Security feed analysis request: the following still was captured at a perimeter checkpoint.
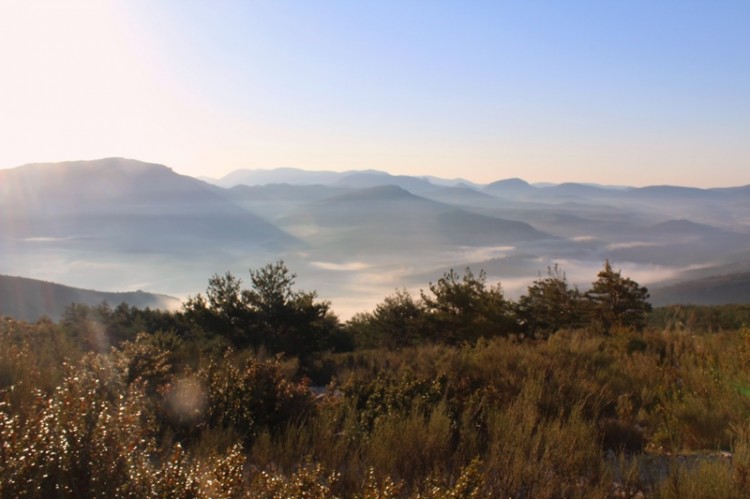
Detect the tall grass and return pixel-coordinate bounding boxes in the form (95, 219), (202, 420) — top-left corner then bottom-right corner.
(3, 316), (750, 496)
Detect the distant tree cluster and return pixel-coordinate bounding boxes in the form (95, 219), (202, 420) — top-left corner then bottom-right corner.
(59, 301), (187, 352)
(349, 260), (652, 349)
(182, 261), (346, 365)
(33, 259), (653, 361)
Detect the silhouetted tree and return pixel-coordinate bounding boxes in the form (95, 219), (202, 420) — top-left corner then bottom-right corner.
(586, 260), (652, 333)
(420, 268), (516, 343)
(183, 272), (253, 347)
(183, 261), (340, 361)
(347, 289), (425, 349)
(516, 264), (586, 337)
(247, 261), (339, 361)
(61, 302), (114, 352)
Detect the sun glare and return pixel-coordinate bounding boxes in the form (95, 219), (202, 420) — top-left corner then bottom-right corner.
(0, 1), (205, 170)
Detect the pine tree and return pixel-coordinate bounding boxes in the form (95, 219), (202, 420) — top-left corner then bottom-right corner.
(516, 264), (585, 336)
(586, 260), (652, 333)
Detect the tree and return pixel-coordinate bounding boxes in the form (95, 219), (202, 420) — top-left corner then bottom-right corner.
(243, 261), (298, 314)
(586, 260), (652, 333)
(183, 261), (340, 361)
(516, 264), (585, 337)
(347, 289), (425, 349)
(183, 272), (252, 348)
(420, 268), (516, 343)
(244, 261), (340, 360)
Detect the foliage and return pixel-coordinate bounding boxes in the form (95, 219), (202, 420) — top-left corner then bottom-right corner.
(183, 272), (249, 344)
(57, 301), (194, 359)
(347, 289), (426, 349)
(6, 261), (750, 496)
(247, 261), (342, 361)
(351, 261), (655, 346)
(586, 260), (653, 333)
(420, 267), (516, 343)
(113, 331), (176, 387)
(183, 261), (341, 363)
(515, 264), (586, 336)
(195, 353), (314, 446)
(4, 312), (750, 496)
(649, 304), (750, 332)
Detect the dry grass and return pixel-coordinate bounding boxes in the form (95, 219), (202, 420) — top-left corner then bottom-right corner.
(3, 315), (750, 496)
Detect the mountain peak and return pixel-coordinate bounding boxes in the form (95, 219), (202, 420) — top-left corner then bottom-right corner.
(334, 172), (434, 192)
(488, 178), (531, 188)
(324, 184), (419, 203)
(483, 177), (535, 195)
(12, 157), (172, 174)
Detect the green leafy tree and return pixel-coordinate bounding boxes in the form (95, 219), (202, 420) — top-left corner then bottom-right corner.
(243, 261), (339, 361)
(183, 272), (253, 348)
(420, 268), (516, 343)
(347, 289), (425, 349)
(515, 264), (585, 337)
(183, 261), (340, 361)
(586, 260), (652, 333)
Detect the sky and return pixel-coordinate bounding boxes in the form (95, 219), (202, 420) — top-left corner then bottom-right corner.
(0, 1), (748, 187)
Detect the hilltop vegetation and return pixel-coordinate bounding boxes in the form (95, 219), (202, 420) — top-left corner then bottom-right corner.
(3, 261), (750, 497)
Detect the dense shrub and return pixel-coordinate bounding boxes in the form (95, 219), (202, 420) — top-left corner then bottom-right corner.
(183, 261), (342, 365)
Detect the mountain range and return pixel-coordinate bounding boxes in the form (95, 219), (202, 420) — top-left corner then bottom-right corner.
(1, 157), (749, 318)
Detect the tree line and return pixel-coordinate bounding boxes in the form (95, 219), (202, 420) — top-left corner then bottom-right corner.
(175, 259), (651, 358)
(350, 260), (651, 350)
(55, 259), (653, 368)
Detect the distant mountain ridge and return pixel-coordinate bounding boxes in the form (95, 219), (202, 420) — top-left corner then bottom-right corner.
(0, 274), (180, 322)
(214, 167), (479, 189)
(0, 158), (300, 252)
(279, 185), (553, 254)
(2, 158), (749, 314)
(216, 167), (364, 187)
(211, 165), (750, 194)
(650, 272), (750, 306)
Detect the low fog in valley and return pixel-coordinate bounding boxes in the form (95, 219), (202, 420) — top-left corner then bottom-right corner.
(2, 158), (749, 319)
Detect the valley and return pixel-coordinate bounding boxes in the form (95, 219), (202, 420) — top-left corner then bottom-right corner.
(1, 158), (749, 318)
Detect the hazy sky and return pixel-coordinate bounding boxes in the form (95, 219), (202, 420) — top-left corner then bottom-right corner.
(1, 1), (748, 187)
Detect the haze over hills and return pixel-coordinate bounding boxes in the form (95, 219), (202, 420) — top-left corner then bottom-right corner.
(214, 168), (477, 190)
(2, 158), (749, 317)
(0, 158), (299, 251)
(0, 274), (180, 322)
(0, 158), (300, 297)
(216, 167), (359, 188)
(278, 185), (554, 256)
(649, 272), (750, 307)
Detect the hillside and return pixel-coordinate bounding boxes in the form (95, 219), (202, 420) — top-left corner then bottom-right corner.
(279, 185), (554, 254)
(333, 172), (435, 193)
(0, 274), (180, 322)
(0, 158), (299, 252)
(220, 183), (349, 220)
(650, 272), (750, 306)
